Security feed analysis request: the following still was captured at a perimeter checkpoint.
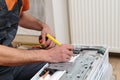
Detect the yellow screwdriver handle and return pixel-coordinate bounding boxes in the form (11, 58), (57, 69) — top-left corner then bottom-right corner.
(46, 34), (61, 46)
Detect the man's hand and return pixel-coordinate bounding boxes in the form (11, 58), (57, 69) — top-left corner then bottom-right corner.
(45, 44), (73, 62)
(19, 12), (56, 49)
(0, 44), (73, 66)
(40, 24), (56, 49)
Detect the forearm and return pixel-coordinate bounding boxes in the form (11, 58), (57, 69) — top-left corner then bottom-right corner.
(0, 45), (49, 66)
(19, 12), (46, 31)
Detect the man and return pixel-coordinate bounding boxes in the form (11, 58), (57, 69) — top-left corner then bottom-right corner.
(0, 0), (73, 80)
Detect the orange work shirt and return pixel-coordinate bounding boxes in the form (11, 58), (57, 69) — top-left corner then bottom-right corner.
(5, 0), (29, 11)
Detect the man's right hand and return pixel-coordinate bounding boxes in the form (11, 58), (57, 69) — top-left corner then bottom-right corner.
(44, 44), (73, 63)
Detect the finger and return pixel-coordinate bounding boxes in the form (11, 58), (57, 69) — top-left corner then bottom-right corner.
(41, 33), (46, 44)
(48, 40), (56, 47)
(45, 39), (52, 48)
(65, 57), (71, 62)
(46, 38), (56, 48)
(65, 59), (70, 62)
(46, 39), (51, 45)
(66, 54), (72, 59)
(66, 44), (74, 50)
(48, 42), (56, 48)
(66, 51), (73, 56)
(61, 44), (73, 51)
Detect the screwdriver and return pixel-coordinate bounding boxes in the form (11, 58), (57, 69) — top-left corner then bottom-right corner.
(46, 34), (61, 46)
(33, 34), (61, 49)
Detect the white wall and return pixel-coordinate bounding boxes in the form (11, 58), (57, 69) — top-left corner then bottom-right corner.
(45, 0), (70, 44)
